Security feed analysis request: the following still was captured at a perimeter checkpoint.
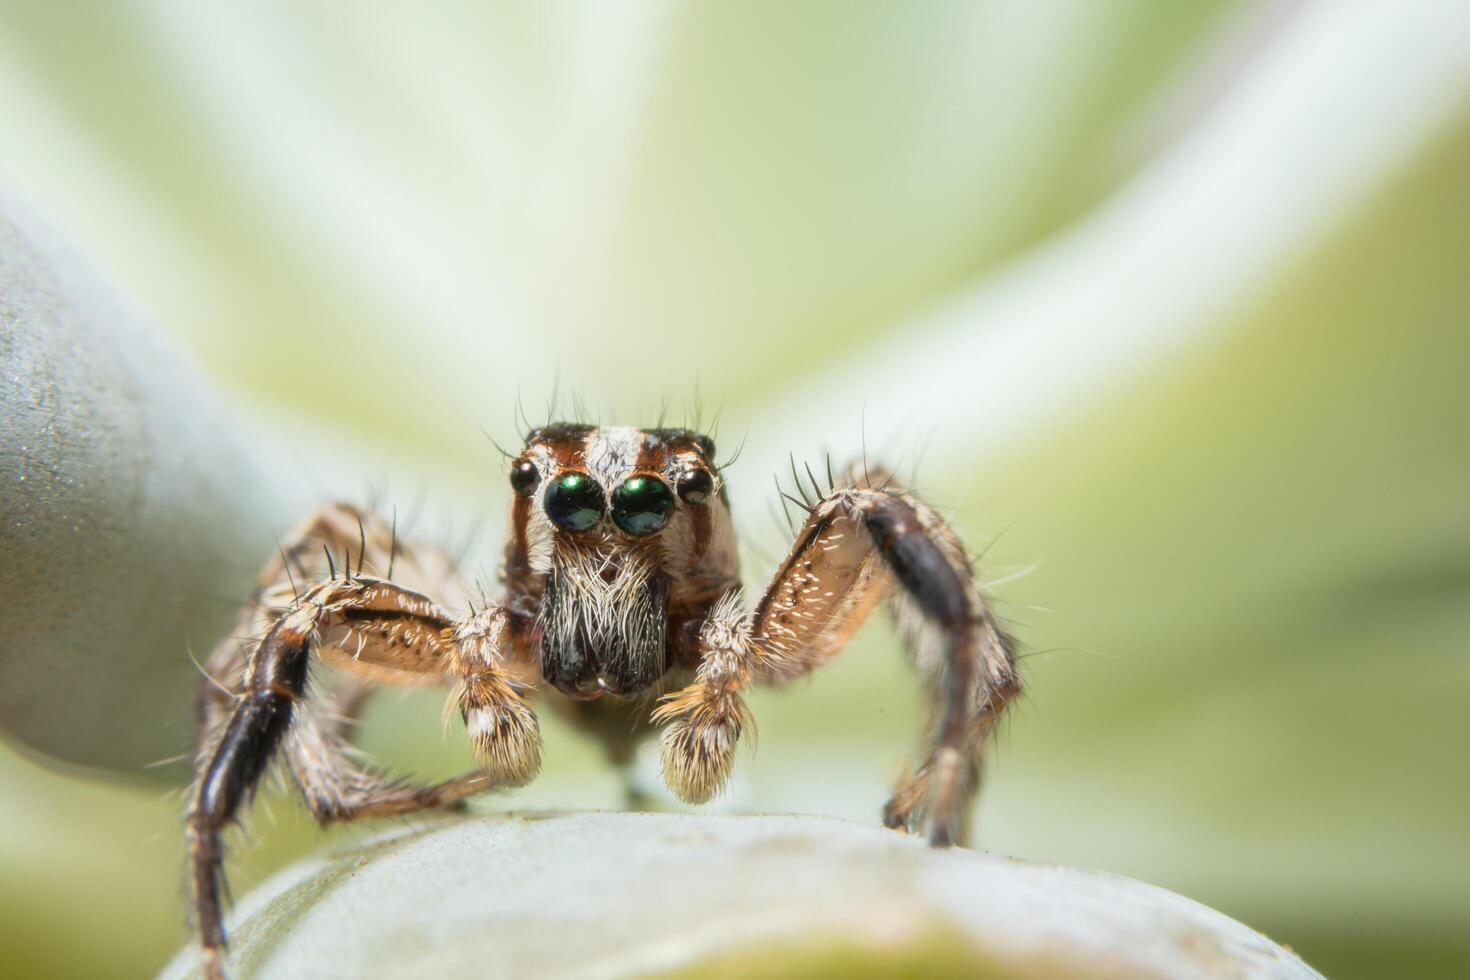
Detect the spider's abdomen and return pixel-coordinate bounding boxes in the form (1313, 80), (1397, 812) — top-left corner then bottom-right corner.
(539, 550), (671, 699)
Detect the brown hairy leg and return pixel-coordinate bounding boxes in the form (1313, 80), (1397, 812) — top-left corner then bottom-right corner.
(655, 467), (1019, 847)
(195, 502), (474, 760)
(186, 505), (536, 980)
(284, 693), (494, 824)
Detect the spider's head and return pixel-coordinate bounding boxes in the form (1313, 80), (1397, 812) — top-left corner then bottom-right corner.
(504, 424), (735, 700)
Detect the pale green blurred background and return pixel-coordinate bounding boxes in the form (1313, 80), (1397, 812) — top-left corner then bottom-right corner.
(2, 3), (1468, 978)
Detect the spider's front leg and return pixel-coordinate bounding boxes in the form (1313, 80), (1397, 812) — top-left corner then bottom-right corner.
(655, 469), (1019, 847)
(186, 508), (539, 980)
(283, 604), (541, 826)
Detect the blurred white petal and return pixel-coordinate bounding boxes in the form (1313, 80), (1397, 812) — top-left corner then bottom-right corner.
(746, 1), (1470, 495)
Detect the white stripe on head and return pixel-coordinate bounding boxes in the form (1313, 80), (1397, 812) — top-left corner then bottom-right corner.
(582, 426), (644, 488)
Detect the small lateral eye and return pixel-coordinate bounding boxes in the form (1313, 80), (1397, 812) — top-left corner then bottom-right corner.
(676, 469), (713, 504)
(544, 472), (605, 532)
(509, 459), (540, 497)
(611, 475), (675, 536)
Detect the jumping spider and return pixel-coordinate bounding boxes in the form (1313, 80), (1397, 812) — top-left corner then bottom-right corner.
(187, 424), (1020, 978)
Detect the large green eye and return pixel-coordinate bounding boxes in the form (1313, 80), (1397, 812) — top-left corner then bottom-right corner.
(611, 475), (675, 536)
(544, 472), (604, 532)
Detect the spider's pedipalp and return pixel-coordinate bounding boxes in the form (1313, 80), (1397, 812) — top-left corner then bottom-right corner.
(454, 607), (542, 786)
(652, 591), (755, 803)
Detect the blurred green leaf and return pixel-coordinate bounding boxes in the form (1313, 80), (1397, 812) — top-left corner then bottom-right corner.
(972, 113), (1470, 977)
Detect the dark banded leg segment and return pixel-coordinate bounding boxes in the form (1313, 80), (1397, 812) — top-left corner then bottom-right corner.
(858, 491), (1020, 847)
(186, 576), (524, 980)
(187, 606), (315, 980)
(193, 500), (455, 768)
(656, 475), (1019, 848)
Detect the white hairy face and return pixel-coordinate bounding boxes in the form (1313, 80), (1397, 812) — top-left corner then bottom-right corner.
(502, 424), (739, 698)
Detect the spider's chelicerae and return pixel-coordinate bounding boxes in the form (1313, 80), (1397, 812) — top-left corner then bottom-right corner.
(187, 424), (1020, 978)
